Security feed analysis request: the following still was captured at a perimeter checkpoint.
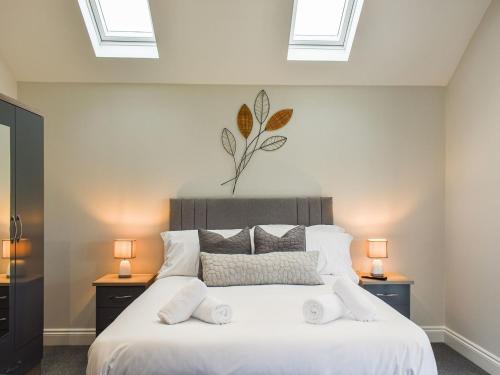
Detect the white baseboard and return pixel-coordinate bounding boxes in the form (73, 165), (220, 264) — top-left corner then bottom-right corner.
(44, 326), (500, 374)
(444, 327), (500, 375)
(44, 328), (96, 346)
(421, 325), (446, 343)
(422, 325), (500, 375)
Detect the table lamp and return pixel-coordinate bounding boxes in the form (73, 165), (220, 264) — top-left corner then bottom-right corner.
(2, 239), (10, 278)
(367, 239), (388, 277)
(114, 239), (136, 278)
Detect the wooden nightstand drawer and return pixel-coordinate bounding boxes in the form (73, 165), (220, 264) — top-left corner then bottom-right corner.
(363, 284), (410, 306)
(96, 307), (124, 332)
(0, 286), (9, 309)
(0, 309), (8, 330)
(359, 272), (414, 320)
(94, 274), (156, 336)
(96, 286), (144, 308)
(392, 304), (410, 318)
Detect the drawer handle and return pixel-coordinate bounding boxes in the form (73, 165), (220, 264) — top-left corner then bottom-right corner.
(109, 295), (133, 300)
(376, 293), (399, 297)
(0, 296), (7, 300)
(0, 318), (7, 321)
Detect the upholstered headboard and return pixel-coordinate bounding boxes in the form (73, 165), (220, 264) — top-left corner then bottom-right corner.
(169, 197), (333, 230)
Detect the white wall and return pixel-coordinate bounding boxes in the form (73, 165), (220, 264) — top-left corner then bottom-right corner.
(0, 55), (16, 98)
(0, 127), (10, 275)
(18, 83), (445, 332)
(445, 0), (500, 359)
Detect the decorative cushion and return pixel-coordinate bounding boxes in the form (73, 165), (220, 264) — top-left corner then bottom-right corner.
(200, 251), (323, 287)
(198, 228), (252, 255)
(254, 225), (306, 254)
(198, 228), (252, 279)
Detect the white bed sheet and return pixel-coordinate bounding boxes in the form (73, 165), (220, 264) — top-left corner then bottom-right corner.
(87, 276), (437, 375)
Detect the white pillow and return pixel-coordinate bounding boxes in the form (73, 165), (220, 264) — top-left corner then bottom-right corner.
(158, 224), (357, 283)
(306, 227), (358, 283)
(158, 229), (243, 278)
(307, 224), (345, 233)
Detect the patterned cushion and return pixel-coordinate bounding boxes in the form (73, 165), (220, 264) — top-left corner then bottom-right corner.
(254, 225), (306, 254)
(200, 251), (323, 287)
(198, 228), (252, 254)
(198, 228), (252, 279)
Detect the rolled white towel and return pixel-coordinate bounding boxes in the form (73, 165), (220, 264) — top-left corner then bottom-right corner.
(158, 279), (207, 324)
(192, 296), (232, 324)
(332, 276), (378, 322)
(303, 294), (345, 324)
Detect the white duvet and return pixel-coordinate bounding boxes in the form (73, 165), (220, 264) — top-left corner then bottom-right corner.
(87, 276), (437, 375)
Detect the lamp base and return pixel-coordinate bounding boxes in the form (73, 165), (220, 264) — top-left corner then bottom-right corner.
(370, 259), (385, 277)
(118, 259), (132, 278)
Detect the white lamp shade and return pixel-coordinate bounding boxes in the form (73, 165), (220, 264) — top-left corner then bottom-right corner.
(114, 239), (136, 259)
(367, 239), (388, 259)
(2, 240), (10, 259)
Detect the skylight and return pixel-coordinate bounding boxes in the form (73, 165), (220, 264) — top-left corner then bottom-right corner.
(78, 0), (158, 58)
(287, 0), (364, 62)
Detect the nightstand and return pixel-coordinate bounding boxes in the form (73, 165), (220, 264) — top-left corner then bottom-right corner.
(0, 275), (9, 336)
(93, 273), (156, 336)
(359, 272), (414, 319)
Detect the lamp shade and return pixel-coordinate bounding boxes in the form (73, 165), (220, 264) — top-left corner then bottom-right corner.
(17, 239), (32, 259)
(1, 240), (10, 259)
(114, 239), (136, 259)
(367, 239), (388, 258)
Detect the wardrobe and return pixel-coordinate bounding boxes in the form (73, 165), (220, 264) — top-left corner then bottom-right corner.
(0, 94), (44, 374)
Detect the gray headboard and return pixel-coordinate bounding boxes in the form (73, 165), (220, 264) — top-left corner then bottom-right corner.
(169, 197), (333, 230)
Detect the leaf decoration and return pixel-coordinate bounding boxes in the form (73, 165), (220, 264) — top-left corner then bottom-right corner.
(254, 90), (270, 125)
(265, 109), (293, 131)
(221, 128), (236, 156)
(260, 136), (287, 151)
(237, 104), (253, 139)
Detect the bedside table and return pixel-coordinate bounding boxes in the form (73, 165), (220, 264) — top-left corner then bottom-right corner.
(359, 272), (414, 319)
(0, 275), (9, 337)
(93, 273), (156, 336)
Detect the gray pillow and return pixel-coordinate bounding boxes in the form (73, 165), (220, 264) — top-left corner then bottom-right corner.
(254, 225), (306, 254)
(198, 228), (252, 279)
(200, 251), (323, 287)
(198, 228), (252, 254)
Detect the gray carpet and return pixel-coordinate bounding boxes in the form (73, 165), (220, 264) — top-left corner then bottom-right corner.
(432, 343), (489, 375)
(42, 346), (88, 375)
(41, 343), (490, 375)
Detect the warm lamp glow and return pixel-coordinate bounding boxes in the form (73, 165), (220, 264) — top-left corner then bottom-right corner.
(367, 238), (388, 277)
(1, 240), (10, 259)
(16, 239), (32, 259)
(1, 239), (31, 259)
(114, 239), (136, 259)
(367, 239), (388, 259)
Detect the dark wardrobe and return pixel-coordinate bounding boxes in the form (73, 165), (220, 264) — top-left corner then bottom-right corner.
(0, 95), (44, 374)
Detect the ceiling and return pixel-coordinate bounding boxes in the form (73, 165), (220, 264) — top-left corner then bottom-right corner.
(0, 0), (491, 86)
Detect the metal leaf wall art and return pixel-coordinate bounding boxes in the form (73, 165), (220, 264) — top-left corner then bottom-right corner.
(221, 90), (294, 194)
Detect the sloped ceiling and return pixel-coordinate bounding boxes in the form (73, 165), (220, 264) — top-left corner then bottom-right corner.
(0, 0), (491, 86)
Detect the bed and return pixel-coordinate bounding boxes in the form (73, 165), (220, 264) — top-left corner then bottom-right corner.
(87, 198), (437, 375)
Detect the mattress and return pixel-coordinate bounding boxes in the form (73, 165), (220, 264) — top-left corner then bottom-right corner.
(87, 276), (437, 375)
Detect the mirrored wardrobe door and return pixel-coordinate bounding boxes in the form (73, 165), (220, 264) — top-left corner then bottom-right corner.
(0, 99), (14, 354)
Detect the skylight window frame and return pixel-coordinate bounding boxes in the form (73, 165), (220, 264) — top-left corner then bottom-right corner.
(78, 0), (159, 58)
(289, 0), (356, 47)
(88, 0), (156, 44)
(287, 0), (364, 62)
